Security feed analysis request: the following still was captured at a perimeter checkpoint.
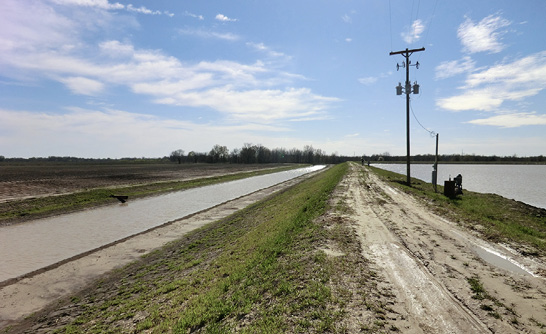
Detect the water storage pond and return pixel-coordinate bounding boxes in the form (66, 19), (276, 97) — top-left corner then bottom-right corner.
(373, 163), (546, 209)
(0, 166), (326, 283)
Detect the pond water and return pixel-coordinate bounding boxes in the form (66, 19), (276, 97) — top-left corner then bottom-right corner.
(373, 164), (546, 209)
(0, 166), (325, 283)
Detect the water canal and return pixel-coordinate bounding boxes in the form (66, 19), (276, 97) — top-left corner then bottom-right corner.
(0, 166), (326, 283)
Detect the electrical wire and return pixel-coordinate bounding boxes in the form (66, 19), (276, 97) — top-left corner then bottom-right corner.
(389, 0), (393, 51)
(410, 102), (436, 137)
(417, 0), (439, 62)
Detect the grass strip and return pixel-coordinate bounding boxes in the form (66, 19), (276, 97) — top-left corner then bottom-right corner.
(16, 163), (349, 333)
(369, 164), (546, 256)
(0, 165), (304, 224)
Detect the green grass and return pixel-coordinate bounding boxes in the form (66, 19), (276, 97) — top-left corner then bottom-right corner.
(0, 165), (304, 224)
(38, 163), (349, 333)
(369, 165), (546, 256)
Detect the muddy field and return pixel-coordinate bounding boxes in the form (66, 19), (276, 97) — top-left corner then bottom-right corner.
(0, 162), (280, 203)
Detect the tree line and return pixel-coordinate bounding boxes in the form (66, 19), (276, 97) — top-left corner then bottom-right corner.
(169, 144), (351, 165)
(367, 153), (545, 164)
(1, 149), (543, 164)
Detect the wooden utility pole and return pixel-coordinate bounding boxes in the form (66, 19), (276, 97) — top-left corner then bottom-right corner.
(433, 133), (439, 192)
(390, 47), (425, 186)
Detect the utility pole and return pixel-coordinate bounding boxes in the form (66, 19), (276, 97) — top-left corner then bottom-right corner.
(390, 47), (425, 186)
(433, 133), (439, 192)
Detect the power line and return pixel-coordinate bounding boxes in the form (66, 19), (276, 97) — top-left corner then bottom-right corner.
(389, 0), (393, 51)
(418, 0), (439, 62)
(410, 104), (435, 137)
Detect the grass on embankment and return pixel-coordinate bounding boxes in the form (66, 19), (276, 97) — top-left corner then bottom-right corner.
(0, 165), (303, 225)
(369, 165), (546, 257)
(13, 162), (381, 333)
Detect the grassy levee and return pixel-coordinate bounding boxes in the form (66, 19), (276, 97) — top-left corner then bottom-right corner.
(369, 165), (546, 257)
(0, 165), (303, 225)
(22, 163), (350, 333)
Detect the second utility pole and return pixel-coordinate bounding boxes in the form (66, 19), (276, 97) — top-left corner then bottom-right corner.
(390, 47), (425, 186)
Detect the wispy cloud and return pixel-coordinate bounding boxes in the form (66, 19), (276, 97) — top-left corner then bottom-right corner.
(49, 0), (173, 16)
(246, 42), (290, 60)
(435, 56), (476, 79)
(59, 76), (105, 95)
(184, 11), (204, 20)
(0, 1), (338, 126)
(401, 19), (425, 44)
(215, 14), (237, 22)
(437, 51), (546, 112)
(358, 72), (391, 85)
(342, 14), (352, 23)
(178, 28), (240, 41)
(467, 112), (546, 128)
(457, 14), (511, 54)
(49, 0), (124, 10)
(0, 107), (290, 158)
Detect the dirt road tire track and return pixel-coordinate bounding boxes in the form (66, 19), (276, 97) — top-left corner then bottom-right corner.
(343, 163), (545, 333)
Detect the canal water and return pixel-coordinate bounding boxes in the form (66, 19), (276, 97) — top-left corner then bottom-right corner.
(0, 166), (325, 283)
(373, 164), (546, 209)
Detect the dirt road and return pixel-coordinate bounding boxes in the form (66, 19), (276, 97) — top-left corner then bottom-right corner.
(344, 163), (545, 333)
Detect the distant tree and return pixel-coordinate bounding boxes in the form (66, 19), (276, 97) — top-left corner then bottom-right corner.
(240, 143), (257, 164)
(256, 144), (271, 163)
(187, 151), (197, 163)
(170, 149), (185, 164)
(230, 148), (241, 163)
(209, 144), (229, 163)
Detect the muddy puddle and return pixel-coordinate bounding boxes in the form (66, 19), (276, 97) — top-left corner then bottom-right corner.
(0, 166), (325, 283)
(474, 246), (535, 276)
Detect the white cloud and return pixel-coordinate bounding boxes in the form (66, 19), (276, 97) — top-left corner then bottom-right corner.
(437, 51), (546, 112)
(60, 76), (105, 95)
(178, 28), (240, 41)
(49, 0), (124, 10)
(184, 11), (203, 20)
(358, 72), (391, 85)
(401, 19), (425, 44)
(457, 14), (511, 54)
(126, 4), (172, 16)
(246, 42), (289, 59)
(358, 77), (378, 85)
(467, 112), (546, 128)
(342, 14), (352, 23)
(99, 40), (135, 57)
(0, 107), (295, 158)
(437, 89), (503, 111)
(0, 0), (339, 130)
(0, 0), (76, 53)
(215, 14), (237, 22)
(435, 56), (475, 79)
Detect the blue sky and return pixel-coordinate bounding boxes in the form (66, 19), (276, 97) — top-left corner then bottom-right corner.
(1, 0), (545, 158)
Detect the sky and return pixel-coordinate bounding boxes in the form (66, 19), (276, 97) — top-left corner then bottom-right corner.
(1, 0), (546, 158)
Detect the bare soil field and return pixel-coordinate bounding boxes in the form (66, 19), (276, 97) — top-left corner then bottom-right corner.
(0, 162), (280, 203)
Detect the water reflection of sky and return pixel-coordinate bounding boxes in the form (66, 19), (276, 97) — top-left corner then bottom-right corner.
(0, 166), (326, 282)
(374, 164), (546, 209)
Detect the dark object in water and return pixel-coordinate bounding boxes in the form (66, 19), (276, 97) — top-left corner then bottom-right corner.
(110, 195), (128, 203)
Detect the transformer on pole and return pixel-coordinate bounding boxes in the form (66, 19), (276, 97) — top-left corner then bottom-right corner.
(389, 47), (425, 186)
